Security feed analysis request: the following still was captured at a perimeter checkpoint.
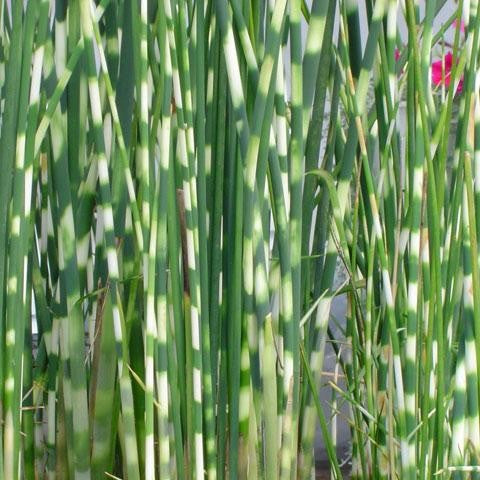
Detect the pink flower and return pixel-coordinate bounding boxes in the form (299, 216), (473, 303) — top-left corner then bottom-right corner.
(431, 52), (463, 93)
(394, 47), (405, 75)
(453, 19), (466, 34)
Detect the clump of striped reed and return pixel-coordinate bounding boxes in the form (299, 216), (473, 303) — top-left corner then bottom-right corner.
(0, 0), (478, 479)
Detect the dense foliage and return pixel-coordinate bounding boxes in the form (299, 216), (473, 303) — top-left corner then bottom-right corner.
(0, 0), (477, 479)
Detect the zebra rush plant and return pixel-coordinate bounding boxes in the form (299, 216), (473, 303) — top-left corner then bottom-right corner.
(1, 0), (480, 478)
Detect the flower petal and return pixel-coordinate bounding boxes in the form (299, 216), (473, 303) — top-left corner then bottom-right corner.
(431, 59), (444, 86)
(453, 19), (466, 33)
